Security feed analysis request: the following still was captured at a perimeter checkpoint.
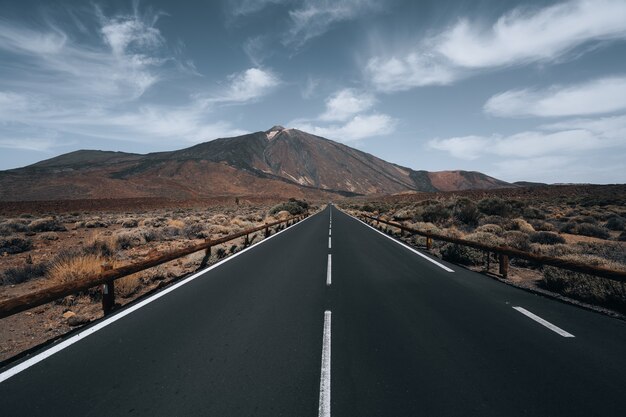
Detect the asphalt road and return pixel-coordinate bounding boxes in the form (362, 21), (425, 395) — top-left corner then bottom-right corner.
(2, 205), (626, 416)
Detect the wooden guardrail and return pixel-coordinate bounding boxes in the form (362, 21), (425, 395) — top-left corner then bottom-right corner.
(0, 214), (308, 319)
(359, 214), (626, 282)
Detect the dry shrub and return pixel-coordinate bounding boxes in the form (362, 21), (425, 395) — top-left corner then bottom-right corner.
(531, 243), (579, 258)
(511, 218), (535, 233)
(48, 253), (110, 286)
(141, 217), (165, 228)
(0, 236), (33, 255)
(530, 220), (556, 232)
(231, 216), (253, 229)
(475, 224), (504, 236)
(115, 274), (142, 298)
(141, 228), (163, 242)
(84, 234), (116, 257)
(575, 241), (626, 265)
(420, 203), (451, 224)
(407, 221), (440, 235)
(208, 224), (233, 236)
(479, 215), (513, 229)
(211, 214), (229, 226)
(465, 231), (504, 247)
(529, 231), (566, 245)
(115, 231), (145, 249)
(121, 218), (139, 228)
(168, 219), (185, 229)
(453, 198), (481, 226)
(183, 223), (206, 239)
(84, 219), (108, 228)
(576, 223), (611, 239)
(29, 217), (66, 233)
(38, 232), (59, 241)
(543, 255), (626, 313)
(0, 220), (29, 236)
(2, 262), (48, 285)
(605, 216), (626, 231)
(440, 244), (483, 265)
(522, 206), (546, 219)
(477, 197), (512, 217)
(392, 208), (417, 221)
(503, 231), (531, 251)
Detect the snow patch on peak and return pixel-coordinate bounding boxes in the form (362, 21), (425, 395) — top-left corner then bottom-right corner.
(266, 125), (291, 140)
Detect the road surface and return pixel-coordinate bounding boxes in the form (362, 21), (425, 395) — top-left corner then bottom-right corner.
(2, 205), (626, 416)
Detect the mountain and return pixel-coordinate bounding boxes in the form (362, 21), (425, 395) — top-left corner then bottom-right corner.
(0, 126), (513, 201)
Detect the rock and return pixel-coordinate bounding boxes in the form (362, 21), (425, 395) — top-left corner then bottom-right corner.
(67, 315), (90, 327)
(62, 311), (76, 319)
(276, 210), (291, 220)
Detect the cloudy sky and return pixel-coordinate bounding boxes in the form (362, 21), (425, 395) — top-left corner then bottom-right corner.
(1, 0), (625, 183)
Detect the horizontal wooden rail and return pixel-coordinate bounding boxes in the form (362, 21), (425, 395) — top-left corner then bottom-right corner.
(0, 214), (307, 319)
(360, 214), (626, 282)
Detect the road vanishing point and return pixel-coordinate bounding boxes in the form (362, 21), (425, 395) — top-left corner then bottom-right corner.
(2, 205), (626, 416)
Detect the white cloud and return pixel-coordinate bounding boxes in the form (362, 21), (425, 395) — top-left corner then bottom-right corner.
(438, 0), (626, 68)
(485, 76), (626, 118)
(0, 138), (59, 152)
(0, 9), (167, 102)
(319, 89), (375, 122)
(366, 0), (626, 91)
(291, 87), (395, 141)
(301, 76), (319, 99)
(428, 114), (626, 183)
(0, 21), (67, 55)
(429, 113), (626, 160)
(0, 8), (250, 153)
(365, 53), (457, 92)
(294, 113), (396, 142)
(285, 0), (378, 48)
(210, 68), (281, 104)
(229, 0), (288, 16)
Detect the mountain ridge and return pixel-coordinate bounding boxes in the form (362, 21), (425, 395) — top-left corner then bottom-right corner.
(0, 126), (514, 201)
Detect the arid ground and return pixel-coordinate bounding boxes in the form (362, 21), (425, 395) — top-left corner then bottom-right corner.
(0, 197), (317, 362)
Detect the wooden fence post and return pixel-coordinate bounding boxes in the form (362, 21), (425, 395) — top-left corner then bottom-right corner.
(244, 234), (250, 246)
(499, 254), (509, 278)
(264, 224), (270, 238)
(426, 236), (433, 250)
(101, 263), (114, 315)
(199, 244), (211, 269)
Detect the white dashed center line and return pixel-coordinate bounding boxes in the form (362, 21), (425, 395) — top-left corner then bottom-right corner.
(513, 307), (575, 338)
(318, 310), (332, 417)
(326, 255), (332, 286)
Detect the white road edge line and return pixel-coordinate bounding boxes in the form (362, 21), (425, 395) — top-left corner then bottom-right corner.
(347, 213), (454, 272)
(318, 310), (332, 417)
(327, 255), (332, 286)
(513, 307), (575, 338)
(0, 211), (321, 384)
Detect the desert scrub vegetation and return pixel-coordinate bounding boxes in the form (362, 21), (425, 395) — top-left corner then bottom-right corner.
(0, 219), (29, 236)
(342, 185), (626, 313)
(543, 256), (626, 313)
(1, 261), (48, 285)
(269, 198), (309, 216)
(28, 217), (66, 233)
(0, 236), (33, 255)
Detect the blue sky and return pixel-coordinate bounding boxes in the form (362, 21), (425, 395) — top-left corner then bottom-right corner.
(1, 0), (625, 183)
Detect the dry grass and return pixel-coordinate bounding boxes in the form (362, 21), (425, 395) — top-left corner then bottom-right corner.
(48, 253), (110, 286)
(167, 219), (185, 228)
